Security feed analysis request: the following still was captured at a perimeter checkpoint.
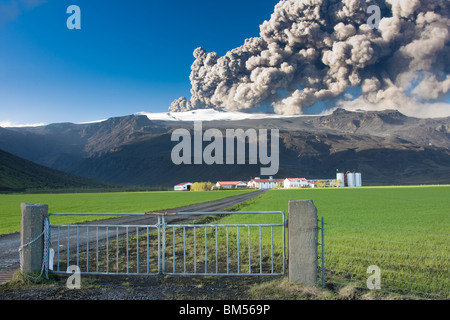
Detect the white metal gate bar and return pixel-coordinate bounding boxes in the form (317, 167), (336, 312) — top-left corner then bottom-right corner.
(48, 213), (162, 276)
(162, 211), (286, 276)
(46, 211), (286, 277)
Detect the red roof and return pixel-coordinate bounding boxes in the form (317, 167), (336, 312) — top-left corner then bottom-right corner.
(286, 178), (307, 181)
(175, 182), (192, 186)
(252, 179), (284, 183)
(217, 181), (247, 186)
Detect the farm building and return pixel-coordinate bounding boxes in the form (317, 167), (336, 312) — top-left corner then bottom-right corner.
(216, 181), (248, 189)
(174, 182), (192, 191)
(336, 171), (363, 187)
(248, 177), (284, 189)
(283, 178), (310, 189)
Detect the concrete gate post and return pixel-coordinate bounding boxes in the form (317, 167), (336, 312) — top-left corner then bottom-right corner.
(288, 200), (318, 286)
(20, 203), (48, 274)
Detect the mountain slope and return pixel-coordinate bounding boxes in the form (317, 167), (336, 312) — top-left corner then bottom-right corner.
(0, 149), (112, 192)
(1, 109), (449, 187)
(67, 129), (450, 186)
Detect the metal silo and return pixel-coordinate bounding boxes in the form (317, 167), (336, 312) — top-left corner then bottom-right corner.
(347, 172), (356, 187)
(337, 173), (345, 187)
(355, 173), (362, 187)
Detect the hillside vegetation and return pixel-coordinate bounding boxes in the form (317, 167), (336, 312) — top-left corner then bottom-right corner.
(0, 149), (112, 192)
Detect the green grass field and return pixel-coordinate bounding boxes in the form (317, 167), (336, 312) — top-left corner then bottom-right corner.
(0, 190), (254, 235)
(225, 186), (450, 232)
(221, 185), (450, 298)
(2, 185), (448, 298)
(130, 185), (448, 297)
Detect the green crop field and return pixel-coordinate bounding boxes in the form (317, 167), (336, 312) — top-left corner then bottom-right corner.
(224, 186), (450, 231)
(220, 185), (450, 298)
(2, 186), (448, 299)
(0, 189), (254, 235)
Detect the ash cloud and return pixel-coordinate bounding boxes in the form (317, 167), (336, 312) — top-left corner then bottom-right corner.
(170, 0), (450, 118)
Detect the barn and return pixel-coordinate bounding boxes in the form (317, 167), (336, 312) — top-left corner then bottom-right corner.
(216, 181), (248, 189)
(174, 182), (192, 191)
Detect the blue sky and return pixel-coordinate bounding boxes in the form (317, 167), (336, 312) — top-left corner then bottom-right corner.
(0, 0), (280, 126)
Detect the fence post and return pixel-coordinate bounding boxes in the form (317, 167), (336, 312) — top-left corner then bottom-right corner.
(288, 200), (318, 286)
(20, 203), (48, 274)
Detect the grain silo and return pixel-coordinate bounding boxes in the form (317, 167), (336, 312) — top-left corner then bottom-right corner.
(346, 172), (356, 187)
(336, 172), (345, 187)
(355, 173), (362, 187)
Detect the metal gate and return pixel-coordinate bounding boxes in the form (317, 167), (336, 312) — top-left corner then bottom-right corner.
(47, 211), (286, 276)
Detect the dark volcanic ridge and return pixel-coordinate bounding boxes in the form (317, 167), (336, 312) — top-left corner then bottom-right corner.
(0, 109), (449, 187)
(0, 149), (112, 192)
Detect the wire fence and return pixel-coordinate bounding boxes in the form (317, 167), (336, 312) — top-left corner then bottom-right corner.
(318, 221), (449, 299)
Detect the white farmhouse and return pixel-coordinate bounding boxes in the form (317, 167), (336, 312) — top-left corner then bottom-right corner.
(284, 178), (309, 189)
(248, 177), (284, 189)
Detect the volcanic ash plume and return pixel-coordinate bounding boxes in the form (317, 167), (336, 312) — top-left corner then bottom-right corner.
(169, 0), (450, 118)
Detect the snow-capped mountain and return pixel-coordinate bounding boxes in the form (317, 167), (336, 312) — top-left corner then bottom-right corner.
(135, 108), (314, 122)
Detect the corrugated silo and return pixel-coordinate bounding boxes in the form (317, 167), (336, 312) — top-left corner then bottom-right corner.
(355, 173), (362, 187)
(337, 172), (345, 187)
(347, 172), (356, 187)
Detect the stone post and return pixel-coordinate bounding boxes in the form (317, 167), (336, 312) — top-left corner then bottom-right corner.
(20, 203), (48, 274)
(288, 200), (318, 285)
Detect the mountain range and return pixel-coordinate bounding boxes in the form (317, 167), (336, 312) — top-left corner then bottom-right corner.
(0, 108), (449, 187)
